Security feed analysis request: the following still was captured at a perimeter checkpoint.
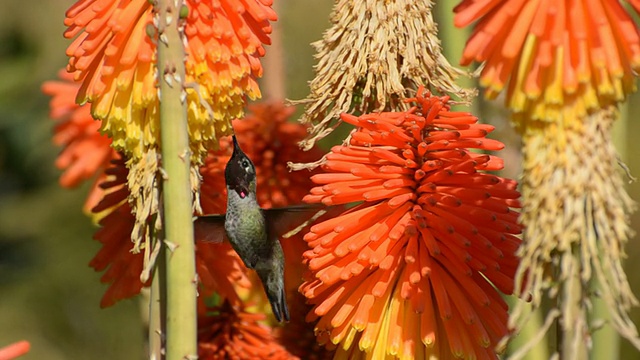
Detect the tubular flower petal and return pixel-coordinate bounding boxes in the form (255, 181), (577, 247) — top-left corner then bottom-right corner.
(293, 0), (473, 151)
(198, 301), (294, 360)
(0, 341), (30, 360)
(455, 0), (640, 128)
(301, 88), (522, 359)
(42, 70), (117, 213)
(64, 0), (276, 161)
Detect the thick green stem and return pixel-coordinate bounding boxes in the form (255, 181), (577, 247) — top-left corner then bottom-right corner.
(589, 100), (628, 360)
(561, 252), (588, 360)
(590, 278), (619, 360)
(149, 243), (166, 360)
(506, 298), (550, 360)
(156, 1), (198, 359)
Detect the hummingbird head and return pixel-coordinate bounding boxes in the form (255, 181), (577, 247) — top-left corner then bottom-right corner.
(225, 135), (257, 199)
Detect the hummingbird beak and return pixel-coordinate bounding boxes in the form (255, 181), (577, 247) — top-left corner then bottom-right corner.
(232, 135), (240, 153)
(226, 134), (252, 198)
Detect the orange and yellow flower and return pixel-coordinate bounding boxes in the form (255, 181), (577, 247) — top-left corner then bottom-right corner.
(455, 1), (640, 353)
(301, 88), (522, 359)
(455, 0), (640, 127)
(64, 0), (277, 161)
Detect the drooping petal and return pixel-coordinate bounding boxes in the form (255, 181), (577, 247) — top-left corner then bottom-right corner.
(42, 70), (116, 213)
(0, 341), (30, 360)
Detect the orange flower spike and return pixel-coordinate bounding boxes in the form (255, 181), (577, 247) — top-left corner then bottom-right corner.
(302, 88), (522, 359)
(455, 0), (640, 125)
(64, 0), (277, 162)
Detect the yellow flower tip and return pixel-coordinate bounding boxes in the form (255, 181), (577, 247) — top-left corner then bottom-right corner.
(456, 0), (640, 127)
(341, 327), (359, 351)
(423, 332), (435, 348)
(301, 87), (521, 358)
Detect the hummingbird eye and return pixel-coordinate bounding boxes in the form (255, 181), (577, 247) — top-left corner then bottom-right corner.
(241, 159), (250, 169)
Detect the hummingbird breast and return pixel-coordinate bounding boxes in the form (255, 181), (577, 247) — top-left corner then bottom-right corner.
(225, 190), (268, 269)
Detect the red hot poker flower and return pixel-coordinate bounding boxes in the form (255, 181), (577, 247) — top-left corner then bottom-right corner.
(301, 88), (522, 359)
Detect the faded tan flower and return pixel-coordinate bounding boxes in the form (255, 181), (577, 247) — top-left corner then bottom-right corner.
(292, 0), (474, 151)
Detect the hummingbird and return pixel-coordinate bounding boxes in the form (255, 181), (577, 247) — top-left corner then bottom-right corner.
(194, 135), (324, 322)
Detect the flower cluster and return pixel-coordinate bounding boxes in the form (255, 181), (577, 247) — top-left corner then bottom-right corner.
(64, 0), (277, 161)
(302, 88), (522, 359)
(455, 0), (640, 128)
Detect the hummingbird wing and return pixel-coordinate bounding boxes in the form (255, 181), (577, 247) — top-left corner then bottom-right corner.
(193, 214), (226, 243)
(264, 204), (326, 240)
(194, 204), (329, 243)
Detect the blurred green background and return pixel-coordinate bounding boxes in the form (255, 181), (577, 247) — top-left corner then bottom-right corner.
(0, 1), (639, 359)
